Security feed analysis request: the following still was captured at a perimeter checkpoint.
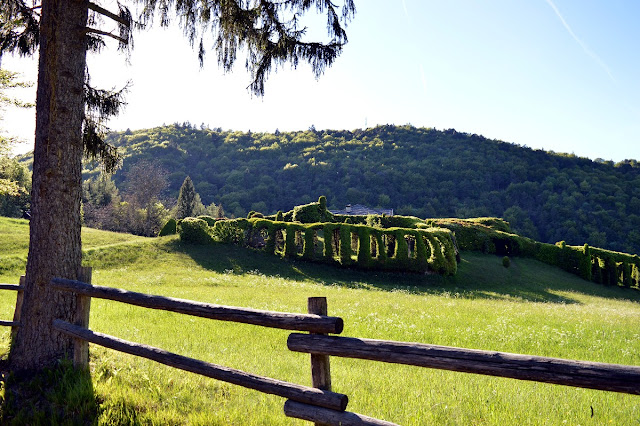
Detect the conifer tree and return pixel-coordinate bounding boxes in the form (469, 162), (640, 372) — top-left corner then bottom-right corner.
(0, 0), (356, 370)
(176, 175), (198, 219)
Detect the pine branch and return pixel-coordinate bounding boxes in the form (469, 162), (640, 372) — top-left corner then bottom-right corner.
(87, 2), (130, 27)
(85, 27), (127, 45)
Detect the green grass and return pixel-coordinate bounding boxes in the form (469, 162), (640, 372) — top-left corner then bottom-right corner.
(1, 217), (640, 424)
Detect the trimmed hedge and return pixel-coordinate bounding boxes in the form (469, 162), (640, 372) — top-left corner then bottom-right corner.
(434, 218), (639, 289)
(179, 218), (214, 244)
(158, 218), (177, 236)
(195, 217), (458, 275)
(211, 218), (248, 244)
(291, 197), (334, 223)
(197, 215), (218, 226)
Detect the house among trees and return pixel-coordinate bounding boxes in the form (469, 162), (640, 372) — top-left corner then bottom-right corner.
(330, 204), (394, 216)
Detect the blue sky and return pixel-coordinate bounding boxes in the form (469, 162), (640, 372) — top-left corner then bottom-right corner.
(2, 0), (639, 161)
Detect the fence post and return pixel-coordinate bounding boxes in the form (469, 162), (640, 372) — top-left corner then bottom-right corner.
(308, 297), (332, 426)
(11, 275), (25, 341)
(73, 267), (92, 369)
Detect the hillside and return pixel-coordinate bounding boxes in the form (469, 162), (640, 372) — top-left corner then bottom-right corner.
(35, 124), (640, 255)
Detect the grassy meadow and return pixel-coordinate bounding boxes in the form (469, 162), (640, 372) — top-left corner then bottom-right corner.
(1, 217), (639, 424)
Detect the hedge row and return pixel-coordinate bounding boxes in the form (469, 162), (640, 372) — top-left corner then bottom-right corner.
(434, 218), (640, 289)
(271, 197), (428, 230)
(178, 216), (458, 275)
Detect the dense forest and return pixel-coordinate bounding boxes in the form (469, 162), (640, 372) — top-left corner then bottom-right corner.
(16, 123), (640, 255)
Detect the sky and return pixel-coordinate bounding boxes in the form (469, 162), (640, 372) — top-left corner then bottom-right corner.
(2, 0), (640, 162)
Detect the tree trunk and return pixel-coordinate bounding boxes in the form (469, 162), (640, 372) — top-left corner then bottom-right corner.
(9, 0), (88, 370)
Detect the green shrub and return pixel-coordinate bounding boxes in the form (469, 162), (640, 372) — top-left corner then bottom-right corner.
(578, 244), (592, 281)
(282, 210), (294, 222)
(502, 256), (511, 268)
(356, 226), (372, 267)
(197, 215), (217, 226)
(284, 224), (300, 257)
(205, 215), (458, 275)
(373, 230), (387, 264)
(292, 198), (334, 223)
(395, 231), (410, 270)
(606, 257), (618, 286)
(632, 261), (640, 288)
(367, 215), (423, 229)
(318, 195), (327, 210)
(265, 223), (285, 255)
(211, 219), (247, 244)
(534, 243), (561, 267)
(424, 234), (445, 273)
(339, 225), (352, 265)
(437, 232), (458, 275)
(383, 233), (397, 259)
(468, 217), (512, 233)
(158, 218), (177, 236)
(179, 218), (213, 244)
(333, 214), (367, 225)
(365, 215), (381, 228)
(322, 224), (336, 261)
(592, 257), (603, 284)
(622, 262), (632, 288)
(414, 233), (429, 272)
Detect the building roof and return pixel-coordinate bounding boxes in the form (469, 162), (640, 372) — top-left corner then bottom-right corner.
(329, 204), (394, 216)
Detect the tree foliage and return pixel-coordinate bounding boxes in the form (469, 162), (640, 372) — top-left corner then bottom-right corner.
(0, 68), (32, 216)
(72, 123), (640, 255)
(175, 175), (199, 219)
(138, 0), (356, 95)
(0, 156), (30, 216)
(0, 68), (33, 150)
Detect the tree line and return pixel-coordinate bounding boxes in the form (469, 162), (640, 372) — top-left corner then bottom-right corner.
(12, 122), (640, 254)
(82, 162), (223, 236)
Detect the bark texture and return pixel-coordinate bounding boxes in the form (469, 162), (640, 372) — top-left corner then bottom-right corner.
(9, 0), (88, 370)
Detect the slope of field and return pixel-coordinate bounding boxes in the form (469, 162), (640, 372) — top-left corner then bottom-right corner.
(1, 218), (639, 424)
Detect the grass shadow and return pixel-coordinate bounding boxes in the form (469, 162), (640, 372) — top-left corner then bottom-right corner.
(165, 239), (640, 305)
(0, 358), (99, 425)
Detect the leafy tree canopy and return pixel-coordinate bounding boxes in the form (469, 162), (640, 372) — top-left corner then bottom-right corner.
(73, 123), (640, 255)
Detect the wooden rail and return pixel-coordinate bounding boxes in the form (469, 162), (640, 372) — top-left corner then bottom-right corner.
(0, 284), (22, 328)
(287, 333), (640, 396)
(284, 400), (397, 426)
(0, 284), (24, 291)
(51, 278), (343, 334)
(53, 320), (348, 411)
(0, 279), (24, 339)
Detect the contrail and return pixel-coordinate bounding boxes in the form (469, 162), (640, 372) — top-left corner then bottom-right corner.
(544, 0), (615, 82)
(401, 0), (409, 22)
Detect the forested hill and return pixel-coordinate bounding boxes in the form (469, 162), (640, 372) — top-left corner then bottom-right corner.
(88, 124), (640, 254)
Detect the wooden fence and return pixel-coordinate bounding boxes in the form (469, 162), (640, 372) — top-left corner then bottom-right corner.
(0, 279), (23, 339)
(2, 271), (640, 425)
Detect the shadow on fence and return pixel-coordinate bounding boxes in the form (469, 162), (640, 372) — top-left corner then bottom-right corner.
(2, 270), (640, 425)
